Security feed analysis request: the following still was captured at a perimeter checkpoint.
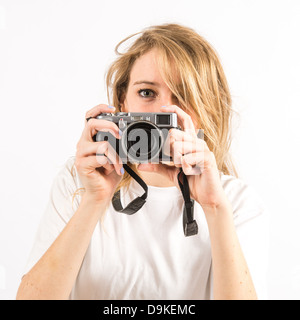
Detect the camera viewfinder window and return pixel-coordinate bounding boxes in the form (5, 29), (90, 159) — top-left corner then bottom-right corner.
(157, 115), (170, 125)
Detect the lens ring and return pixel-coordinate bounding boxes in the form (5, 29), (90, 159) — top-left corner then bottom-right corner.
(121, 121), (163, 163)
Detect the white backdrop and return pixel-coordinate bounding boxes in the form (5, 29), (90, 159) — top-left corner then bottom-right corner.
(0, 0), (300, 300)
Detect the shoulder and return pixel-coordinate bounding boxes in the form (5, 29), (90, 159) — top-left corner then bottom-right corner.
(49, 157), (84, 211)
(52, 157), (83, 191)
(220, 174), (267, 226)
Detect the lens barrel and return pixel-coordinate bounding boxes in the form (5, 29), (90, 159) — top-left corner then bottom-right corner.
(121, 121), (162, 163)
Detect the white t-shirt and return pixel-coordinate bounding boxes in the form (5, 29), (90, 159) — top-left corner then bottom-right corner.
(24, 157), (269, 299)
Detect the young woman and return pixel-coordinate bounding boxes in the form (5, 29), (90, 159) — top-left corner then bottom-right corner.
(17, 24), (268, 300)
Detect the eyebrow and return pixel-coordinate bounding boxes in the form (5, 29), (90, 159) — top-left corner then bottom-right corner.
(133, 80), (160, 87)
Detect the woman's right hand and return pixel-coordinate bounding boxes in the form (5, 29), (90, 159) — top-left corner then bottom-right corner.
(75, 104), (124, 203)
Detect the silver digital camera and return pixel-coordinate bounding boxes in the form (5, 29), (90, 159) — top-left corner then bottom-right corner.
(93, 112), (178, 163)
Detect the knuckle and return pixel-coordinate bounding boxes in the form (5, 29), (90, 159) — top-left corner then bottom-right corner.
(96, 140), (108, 153)
(86, 118), (96, 128)
(101, 140), (109, 148)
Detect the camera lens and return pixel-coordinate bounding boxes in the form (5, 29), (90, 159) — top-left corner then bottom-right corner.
(122, 121), (162, 163)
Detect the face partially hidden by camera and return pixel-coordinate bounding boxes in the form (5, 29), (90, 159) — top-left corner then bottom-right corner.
(97, 49), (204, 175)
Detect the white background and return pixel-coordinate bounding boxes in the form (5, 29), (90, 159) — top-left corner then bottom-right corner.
(0, 0), (300, 300)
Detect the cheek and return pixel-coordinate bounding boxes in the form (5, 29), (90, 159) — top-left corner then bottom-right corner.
(123, 99), (143, 112)
(122, 93), (149, 112)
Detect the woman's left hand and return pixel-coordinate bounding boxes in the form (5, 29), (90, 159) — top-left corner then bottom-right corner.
(138, 105), (230, 211)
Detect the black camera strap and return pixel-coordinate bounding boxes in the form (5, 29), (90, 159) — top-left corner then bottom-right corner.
(112, 165), (198, 237)
(112, 164), (148, 215)
(177, 168), (198, 236)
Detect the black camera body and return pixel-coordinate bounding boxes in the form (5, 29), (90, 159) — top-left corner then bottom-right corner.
(93, 112), (178, 164)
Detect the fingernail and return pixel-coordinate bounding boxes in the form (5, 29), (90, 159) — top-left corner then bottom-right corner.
(161, 106), (167, 108)
(108, 105), (115, 109)
(119, 129), (123, 137)
(120, 167), (124, 175)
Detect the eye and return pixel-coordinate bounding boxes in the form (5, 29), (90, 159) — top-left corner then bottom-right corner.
(138, 89), (156, 98)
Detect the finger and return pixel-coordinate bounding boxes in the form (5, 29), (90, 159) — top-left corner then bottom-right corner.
(169, 128), (195, 142)
(181, 151), (214, 175)
(76, 141), (110, 157)
(95, 153), (109, 166)
(84, 118), (121, 141)
(168, 129), (209, 150)
(85, 104), (115, 120)
(75, 155), (106, 174)
(77, 139), (123, 176)
(95, 141), (124, 176)
(171, 140), (207, 166)
(95, 155), (116, 175)
(160, 105), (196, 134)
(76, 140), (115, 159)
(181, 153), (203, 176)
(163, 129), (195, 158)
(79, 155), (116, 176)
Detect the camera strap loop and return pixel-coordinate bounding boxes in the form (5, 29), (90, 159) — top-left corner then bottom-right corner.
(112, 164), (148, 215)
(177, 168), (198, 237)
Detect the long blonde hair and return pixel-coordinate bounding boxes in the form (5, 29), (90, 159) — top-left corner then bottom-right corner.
(106, 23), (237, 190)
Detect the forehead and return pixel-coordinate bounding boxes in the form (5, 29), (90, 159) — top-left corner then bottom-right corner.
(129, 49), (163, 84)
